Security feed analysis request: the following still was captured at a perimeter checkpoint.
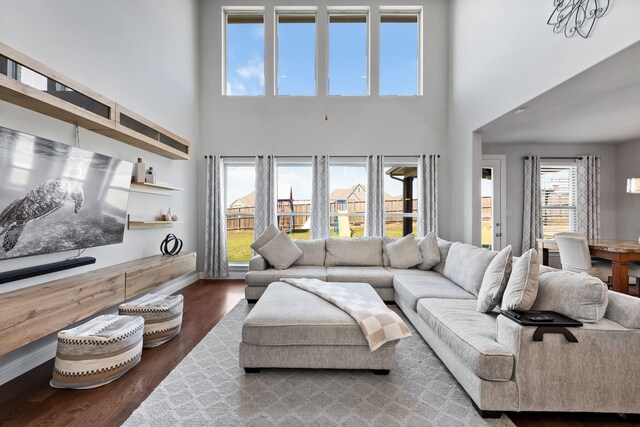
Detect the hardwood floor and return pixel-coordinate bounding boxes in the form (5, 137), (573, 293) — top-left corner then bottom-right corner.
(0, 279), (636, 426)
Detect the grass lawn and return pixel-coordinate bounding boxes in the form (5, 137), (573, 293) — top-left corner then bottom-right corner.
(227, 222), (410, 262)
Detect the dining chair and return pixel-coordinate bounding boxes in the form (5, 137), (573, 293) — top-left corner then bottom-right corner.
(554, 232), (612, 284)
(629, 262), (640, 295)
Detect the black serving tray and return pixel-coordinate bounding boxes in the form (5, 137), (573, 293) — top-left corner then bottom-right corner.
(500, 310), (583, 327)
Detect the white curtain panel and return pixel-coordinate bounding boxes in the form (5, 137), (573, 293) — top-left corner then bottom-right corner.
(204, 155), (229, 278)
(522, 155), (542, 251)
(310, 155), (330, 239)
(365, 155), (385, 237)
(417, 154), (439, 237)
(254, 155), (277, 239)
(576, 155), (601, 239)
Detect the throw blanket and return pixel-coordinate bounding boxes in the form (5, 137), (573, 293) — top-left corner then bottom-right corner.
(281, 278), (411, 351)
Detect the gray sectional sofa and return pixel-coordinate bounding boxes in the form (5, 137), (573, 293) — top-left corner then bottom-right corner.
(246, 236), (640, 417)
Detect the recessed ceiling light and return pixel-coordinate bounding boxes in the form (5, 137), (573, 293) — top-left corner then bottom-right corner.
(514, 107), (527, 114)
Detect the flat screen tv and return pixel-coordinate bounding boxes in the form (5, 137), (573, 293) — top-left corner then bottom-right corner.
(0, 126), (132, 260)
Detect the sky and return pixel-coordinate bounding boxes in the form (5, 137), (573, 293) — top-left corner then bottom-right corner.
(225, 18), (419, 96)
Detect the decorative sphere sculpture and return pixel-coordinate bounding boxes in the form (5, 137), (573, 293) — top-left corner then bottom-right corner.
(160, 234), (183, 256)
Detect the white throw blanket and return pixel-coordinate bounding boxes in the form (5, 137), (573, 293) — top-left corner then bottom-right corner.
(281, 278), (411, 351)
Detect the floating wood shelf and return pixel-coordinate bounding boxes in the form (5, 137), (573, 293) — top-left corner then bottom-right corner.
(127, 215), (184, 230)
(0, 252), (197, 357)
(130, 181), (184, 195)
(0, 42), (190, 160)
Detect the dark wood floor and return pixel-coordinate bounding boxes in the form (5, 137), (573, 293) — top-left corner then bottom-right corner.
(0, 279), (636, 427)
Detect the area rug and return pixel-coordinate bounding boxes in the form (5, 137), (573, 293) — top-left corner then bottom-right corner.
(124, 301), (515, 426)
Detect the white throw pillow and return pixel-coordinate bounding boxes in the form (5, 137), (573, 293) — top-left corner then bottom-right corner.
(501, 248), (539, 311)
(417, 231), (441, 270)
(258, 231), (303, 270)
(250, 224), (279, 255)
(386, 234), (423, 269)
(477, 245), (513, 313)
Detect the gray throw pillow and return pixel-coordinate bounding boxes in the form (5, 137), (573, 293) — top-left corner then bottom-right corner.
(432, 238), (452, 274)
(258, 231), (303, 270)
(501, 248), (539, 311)
(417, 231), (440, 270)
(477, 245), (513, 313)
(250, 224), (279, 255)
(386, 234), (423, 269)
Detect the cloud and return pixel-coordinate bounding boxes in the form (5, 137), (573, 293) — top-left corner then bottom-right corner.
(237, 58), (265, 87)
(226, 80), (247, 95)
(251, 25), (264, 40)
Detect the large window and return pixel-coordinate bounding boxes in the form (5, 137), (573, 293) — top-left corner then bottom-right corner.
(384, 161), (417, 237)
(276, 162), (313, 239)
(276, 11), (317, 96)
(224, 11), (265, 96)
(379, 11), (420, 96)
(328, 11), (369, 96)
(225, 161), (256, 262)
(541, 162), (577, 238)
(329, 162), (367, 237)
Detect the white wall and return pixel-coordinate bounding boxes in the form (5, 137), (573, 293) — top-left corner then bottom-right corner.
(198, 0), (451, 247)
(0, 0), (199, 383)
(483, 143), (618, 256)
(449, 0), (640, 245)
(615, 140), (640, 241)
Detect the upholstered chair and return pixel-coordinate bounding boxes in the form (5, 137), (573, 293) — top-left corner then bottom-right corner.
(554, 232), (612, 284)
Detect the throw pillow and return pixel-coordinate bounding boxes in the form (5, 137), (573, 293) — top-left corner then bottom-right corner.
(501, 248), (539, 311)
(250, 224), (279, 255)
(432, 238), (453, 274)
(258, 231), (303, 270)
(386, 234), (423, 269)
(477, 245), (513, 313)
(417, 231), (441, 270)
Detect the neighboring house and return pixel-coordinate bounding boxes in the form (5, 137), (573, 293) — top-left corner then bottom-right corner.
(228, 191), (255, 209)
(329, 184), (399, 202)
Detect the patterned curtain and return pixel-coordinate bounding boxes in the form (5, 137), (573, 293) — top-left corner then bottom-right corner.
(365, 155), (385, 237)
(254, 155), (277, 239)
(417, 154), (439, 237)
(311, 155), (330, 239)
(576, 155), (601, 239)
(522, 156), (542, 251)
(204, 155), (228, 278)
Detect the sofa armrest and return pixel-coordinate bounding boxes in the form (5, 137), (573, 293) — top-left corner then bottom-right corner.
(496, 314), (640, 413)
(249, 255), (268, 271)
(605, 291), (640, 329)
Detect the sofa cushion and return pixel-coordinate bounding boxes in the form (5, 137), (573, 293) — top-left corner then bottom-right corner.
(417, 299), (514, 381)
(259, 231), (303, 270)
(443, 243), (498, 296)
(432, 238), (452, 274)
(605, 291), (640, 329)
(292, 239), (326, 266)
(385, 267), (439, 276)
(417, 232), (440, 270)
(477, 246), (513, 313)
(385, 234), (423, 269)
(243, 282), (382, 346)
(532, 266), (608, 323)
(245, 266), (327, 286)
(501, 249), (539, 311)
(326, 267), (393, 288)
(393, 275), (475, 311)
(250, 224), (279, 254)
(325, 237), (383, 267)
(382, 237), (397, 267)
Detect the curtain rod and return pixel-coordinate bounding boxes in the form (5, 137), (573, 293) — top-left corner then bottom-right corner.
(204, 155), (440, 159)
(523, 156), (583, 160)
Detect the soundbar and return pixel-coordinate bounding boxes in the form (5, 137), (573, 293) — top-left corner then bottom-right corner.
(0, 257), (96, 284)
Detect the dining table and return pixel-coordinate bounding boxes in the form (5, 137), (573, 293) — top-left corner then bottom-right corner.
(536, 238), (640, 295)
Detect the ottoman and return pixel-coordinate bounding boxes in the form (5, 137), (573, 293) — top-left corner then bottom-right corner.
(239, 281), (397, 374)
(119, 293), (184, 348)
(51, 314), (144, 389)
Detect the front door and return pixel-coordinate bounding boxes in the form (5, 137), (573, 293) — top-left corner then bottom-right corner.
(481, 156), (505, 250)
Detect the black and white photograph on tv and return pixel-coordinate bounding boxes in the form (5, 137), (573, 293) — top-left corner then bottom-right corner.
(0, 126), (132, 260)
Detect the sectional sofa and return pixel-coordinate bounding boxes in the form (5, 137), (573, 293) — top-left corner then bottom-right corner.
(246, 236), (640, 417)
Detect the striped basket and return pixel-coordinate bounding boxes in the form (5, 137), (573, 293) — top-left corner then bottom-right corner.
(119, 294), (184, 348)
(50, 314), (144, 389)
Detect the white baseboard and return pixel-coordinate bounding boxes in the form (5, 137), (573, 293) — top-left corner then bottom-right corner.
(0, 271), (200, 387)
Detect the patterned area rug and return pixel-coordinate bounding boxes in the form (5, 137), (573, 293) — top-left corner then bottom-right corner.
(125, 301), (515, 426)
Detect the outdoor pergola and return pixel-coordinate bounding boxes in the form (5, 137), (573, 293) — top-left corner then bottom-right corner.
(386, 166), (417, 237)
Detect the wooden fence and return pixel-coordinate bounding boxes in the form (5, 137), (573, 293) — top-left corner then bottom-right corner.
(226, 199), (418, 232)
